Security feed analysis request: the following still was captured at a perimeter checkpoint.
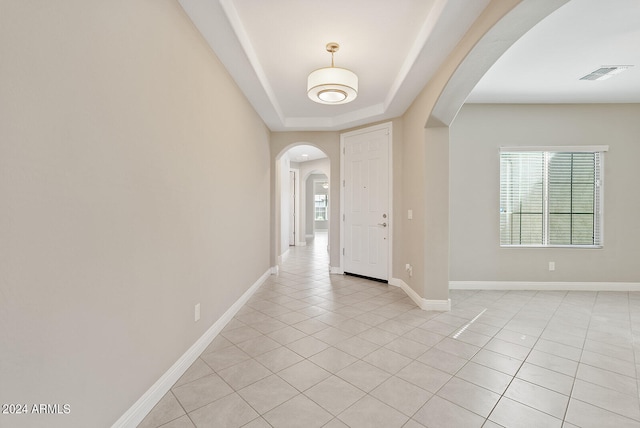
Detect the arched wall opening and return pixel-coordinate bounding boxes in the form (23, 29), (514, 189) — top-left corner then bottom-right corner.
(303, 170), (330, 246)
(270, 132), (340, 271)
(397, 0), (568, 309)
(274, 144), (330, 264)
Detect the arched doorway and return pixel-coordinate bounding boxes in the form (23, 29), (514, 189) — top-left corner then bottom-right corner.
(304, 170), (330, 247)
(273, 143), (331, 271)
(405, 0), (568, 307)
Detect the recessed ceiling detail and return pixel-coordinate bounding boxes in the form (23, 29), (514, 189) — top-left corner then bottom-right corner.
(177, 0), (489, 131)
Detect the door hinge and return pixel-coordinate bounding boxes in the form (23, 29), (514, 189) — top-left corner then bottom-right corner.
(342, 248), (345, 255)
(342, 214), (345, 221)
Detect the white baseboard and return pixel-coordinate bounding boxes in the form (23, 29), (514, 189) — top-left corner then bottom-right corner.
(390, 278), (451, 311)
(305, 234), (314, 238)
(279, 249), (290, 264)
(329, 265), (343, 274)
(271, 265), (279, 275)
(449, 281), (640, 291)
(296, 241), (307, 247)
(422, 299), (452, 311)
(112, 268), (271, 428)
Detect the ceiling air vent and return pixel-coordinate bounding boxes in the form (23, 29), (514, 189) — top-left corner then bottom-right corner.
(580, 65), (633, 81)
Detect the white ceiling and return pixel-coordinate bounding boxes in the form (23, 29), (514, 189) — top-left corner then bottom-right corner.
(178, 0), (489, 131)
(468, 0), (640, 103)
(286, 145), (327, 163)
(178, 0), (640, 132)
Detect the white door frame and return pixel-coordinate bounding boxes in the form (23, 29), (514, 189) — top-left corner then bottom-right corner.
(288, 170), (295, 246)
(339, 122), (393, 279)
(290, 168), (302, 246)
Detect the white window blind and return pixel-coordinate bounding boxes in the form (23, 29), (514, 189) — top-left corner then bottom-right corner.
(500, 149), (604, 247)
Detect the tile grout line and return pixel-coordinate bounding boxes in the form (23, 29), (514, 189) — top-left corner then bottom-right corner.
(567, 292), (640, 423)
(195, 275), (411, 424)
(142, 237), (640, 428)
(559, 290), (597, 426)
(479, 290), (572, 426)
(453, 291), (539, 426)
(627, 291), (640, 416)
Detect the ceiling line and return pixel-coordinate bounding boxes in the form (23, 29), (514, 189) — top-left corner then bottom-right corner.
(219, 0), (286, 126)
(385, 0), (448, 110)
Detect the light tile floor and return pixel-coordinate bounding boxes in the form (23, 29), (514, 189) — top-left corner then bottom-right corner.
(139, 232), (640, 427)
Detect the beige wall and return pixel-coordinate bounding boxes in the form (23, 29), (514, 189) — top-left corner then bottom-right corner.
(0, 1), (270, 427)
(398, 1), (521, 301)
(1, 1), (594, 425)
(450, 104), (640, 283)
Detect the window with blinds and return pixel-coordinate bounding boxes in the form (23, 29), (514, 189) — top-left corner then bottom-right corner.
(499, 148), (604, 247)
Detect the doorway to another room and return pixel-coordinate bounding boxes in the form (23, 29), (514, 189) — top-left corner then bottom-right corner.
(276, 144), (330, 265)
(307, 175), (329, 249)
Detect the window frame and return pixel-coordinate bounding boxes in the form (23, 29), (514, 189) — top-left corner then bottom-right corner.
(499, 145), (607, 249)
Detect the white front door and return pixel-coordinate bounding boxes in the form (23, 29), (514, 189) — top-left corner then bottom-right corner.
(342, 124), (390, 281)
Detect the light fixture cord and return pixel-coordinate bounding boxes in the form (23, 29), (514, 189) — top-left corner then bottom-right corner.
(331, 51), (335, 68)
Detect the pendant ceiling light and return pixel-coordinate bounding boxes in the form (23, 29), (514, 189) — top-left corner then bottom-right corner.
(307, 43), (358, 105)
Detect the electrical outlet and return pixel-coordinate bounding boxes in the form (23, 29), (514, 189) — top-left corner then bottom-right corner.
(408, 209), (413, 220)
(549, 262), (555, 271)
(405, 263), (413, 277)
(195, 303), (201, 322)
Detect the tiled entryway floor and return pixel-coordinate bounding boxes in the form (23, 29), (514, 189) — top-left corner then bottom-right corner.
(139, 232), (640, 427)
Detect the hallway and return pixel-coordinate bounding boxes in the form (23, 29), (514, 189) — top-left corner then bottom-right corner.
(139, 233), (640, 427)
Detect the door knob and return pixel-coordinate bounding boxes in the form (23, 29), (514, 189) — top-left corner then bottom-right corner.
(378, 222), (387, 227)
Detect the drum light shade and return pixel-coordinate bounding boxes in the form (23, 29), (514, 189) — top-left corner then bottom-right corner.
(307, 43), (358, 105)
